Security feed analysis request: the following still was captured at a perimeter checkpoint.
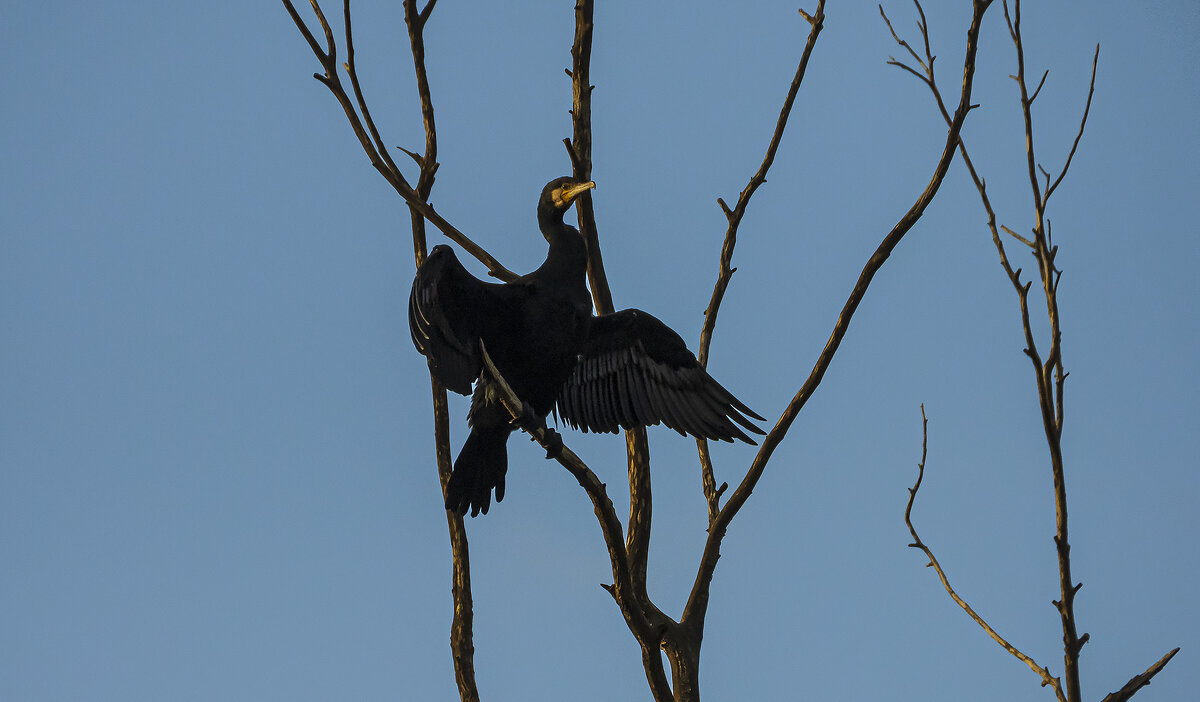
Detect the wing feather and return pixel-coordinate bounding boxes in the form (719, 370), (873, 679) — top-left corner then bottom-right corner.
(557, 309), (764, 443)
(408, 245), (509, 395)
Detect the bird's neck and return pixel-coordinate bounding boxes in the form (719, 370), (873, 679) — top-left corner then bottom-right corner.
(536, 220), (589, 286)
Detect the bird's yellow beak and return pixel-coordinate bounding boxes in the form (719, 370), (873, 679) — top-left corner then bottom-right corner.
(559, 181), (596, 206)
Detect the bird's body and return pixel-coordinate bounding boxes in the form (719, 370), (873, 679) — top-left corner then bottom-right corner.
(410, 177), (764, 516)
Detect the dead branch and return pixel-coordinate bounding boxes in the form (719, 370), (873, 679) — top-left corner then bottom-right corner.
(567, 0), (611, 316)
(1005, 1), (1084, 694)
(477, 343), (675, 701)
(1042, 46), (1097, 208)
(694, 1), (826, 526)
(697, 4), (826, 369)
(280, 0), (516, 281)
(562, 4), (669, 697)
(391, 2), (479, 699)
(905, 407), (1067, 701)
(1100, 648), (1181, 702)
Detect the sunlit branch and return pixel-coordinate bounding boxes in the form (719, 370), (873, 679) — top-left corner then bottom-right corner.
(905, 407), (1067, 701)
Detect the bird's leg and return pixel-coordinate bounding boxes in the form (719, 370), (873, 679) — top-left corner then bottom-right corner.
(477, 341), (564, 459)
(510, 403), (564, 459)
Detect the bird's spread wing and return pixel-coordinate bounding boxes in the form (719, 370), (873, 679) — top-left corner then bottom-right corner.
(409, 245), (507, 395)
(557, 309), (766, 443)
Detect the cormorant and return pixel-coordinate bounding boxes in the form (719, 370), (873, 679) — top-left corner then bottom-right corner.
(410, 177), (765, 516)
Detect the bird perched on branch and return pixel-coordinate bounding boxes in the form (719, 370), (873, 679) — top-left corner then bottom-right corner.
(410, 177), (764, 516)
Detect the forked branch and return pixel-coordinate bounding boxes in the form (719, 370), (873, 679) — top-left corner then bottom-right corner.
(280, 0), (516, 280)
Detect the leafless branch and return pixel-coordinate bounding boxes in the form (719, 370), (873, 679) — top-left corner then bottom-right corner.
(283, 0), (329, 62)
(417, 0), (438, 27)
(478, 343), (675, 701)
(879, 3), (931, 82)
(1004, 4), (1087, 696)
(426, 370), (477, 702)
(402, 0), (438, 200)
(697, 439), (726, 525)
(1001, 224), (1036, 248)
(564, 5), (671, 697)
(390, 1), (479, 699)
(698, 1), (825, 368)
(888, 0), (1084, 694)
(681, 0), (994, 638)
(1043, 46), (1099, 207)
(310, 0), (336, 62)
(568, 0), (611, 316)
(889, 2), (1174, 700)
(1100, 648), (1181, 702)
(1028, 68), (1049, 104)
(882, 1), (1045, 412)
(342, 1), (404, 180)
(280, 0), (517, 281)
(694, 0), (825, 526)
(906, 407), (1067, 701)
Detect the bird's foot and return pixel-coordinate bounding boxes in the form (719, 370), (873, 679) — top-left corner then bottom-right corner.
(509, 403), (563, 459)
(541, 427), (564, 460)
(510, 401), (541, 433)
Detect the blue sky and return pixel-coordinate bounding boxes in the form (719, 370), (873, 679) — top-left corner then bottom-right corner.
(2, 1), (1196, 700)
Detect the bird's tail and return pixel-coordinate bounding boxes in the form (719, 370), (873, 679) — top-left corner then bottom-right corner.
(445, 426), (510, 517)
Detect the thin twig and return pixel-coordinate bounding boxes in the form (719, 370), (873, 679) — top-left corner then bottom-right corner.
(698, 0), (826, 367)
(1028, 69), (1049, 104)
(283, 0), (329, 61)
(905, 406), (1067, 701)
(310, 0), (336, 61)
(1001, 224), (1036, 248)
(694, 0), (826, 527)
(1100, 648), (1181, 702)
(342, 1), (404, 179)
(879, 3), (930, 80)
(1043, 46), (1099, 207)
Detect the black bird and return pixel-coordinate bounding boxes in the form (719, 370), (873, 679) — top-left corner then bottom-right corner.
(410, 177), (765, 516)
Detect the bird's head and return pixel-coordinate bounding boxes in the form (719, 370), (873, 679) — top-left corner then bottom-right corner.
(538, 177), (596, 223)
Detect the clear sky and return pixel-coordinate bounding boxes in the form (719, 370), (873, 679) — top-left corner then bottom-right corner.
(2, 2), (1196, 700)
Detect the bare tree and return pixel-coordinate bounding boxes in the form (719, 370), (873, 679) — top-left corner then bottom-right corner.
(279, 1), (1175, 700)
(882, 2), (1178, 700)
